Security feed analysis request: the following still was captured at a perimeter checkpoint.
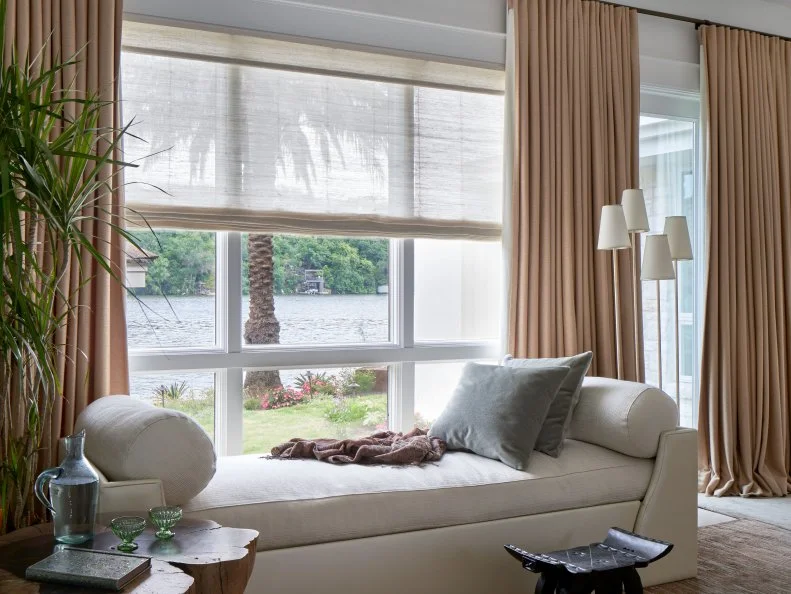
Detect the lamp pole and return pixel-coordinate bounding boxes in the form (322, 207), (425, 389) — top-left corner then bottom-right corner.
(597, 205), (631, 380)
(630, 232), (641, 370)
(641, 234), (675, 394)
(673, 260), (679, 402)
(664, 216), (694, 410)
(621, 189), (650, 380)
(656, 277), (663, 392)
(613, 253), (624, 380)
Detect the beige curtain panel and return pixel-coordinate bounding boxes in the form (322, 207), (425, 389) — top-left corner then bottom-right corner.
(699, 25), (791, 497)
(4, 0), (128, 468)
(507, 0), (643, 380)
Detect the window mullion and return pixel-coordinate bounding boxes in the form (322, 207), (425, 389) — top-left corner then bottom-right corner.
(223, 368), (244, 455)
(227, 232), (243, 353)
(397, 239), (415, 431)
(389, 362), (415, 432)
(214, 368), (228, 456)
(400, 239), (415, 349)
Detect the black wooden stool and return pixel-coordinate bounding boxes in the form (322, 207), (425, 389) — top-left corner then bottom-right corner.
(505, 528), (672, 594)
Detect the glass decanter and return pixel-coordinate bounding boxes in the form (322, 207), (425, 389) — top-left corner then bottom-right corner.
(35, 429), (100, 544)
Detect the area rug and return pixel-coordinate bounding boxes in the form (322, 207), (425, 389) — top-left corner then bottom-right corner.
(647, 519), (791, 593)
(697, 493), (791, 530)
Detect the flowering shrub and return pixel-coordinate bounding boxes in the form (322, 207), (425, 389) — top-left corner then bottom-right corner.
(299, 379), (335, 397)
(293, 372), (336, 397)
(260, 386), (310, 410)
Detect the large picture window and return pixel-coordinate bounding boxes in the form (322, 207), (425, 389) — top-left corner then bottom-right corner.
(122, 21), (505, 455)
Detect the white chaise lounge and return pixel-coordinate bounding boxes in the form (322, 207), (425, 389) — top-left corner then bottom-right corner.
(76, 377), (697, 594)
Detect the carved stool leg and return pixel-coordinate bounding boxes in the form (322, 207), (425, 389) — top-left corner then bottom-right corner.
(594, 571), (624, 594)
(621, 568), (644, 594)
(535, 573), (558, 593)
(556, 574), (593, 594)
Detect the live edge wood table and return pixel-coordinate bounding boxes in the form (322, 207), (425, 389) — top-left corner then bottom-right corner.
(0, 519), (258, 594)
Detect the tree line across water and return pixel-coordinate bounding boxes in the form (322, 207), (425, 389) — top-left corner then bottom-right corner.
(131, 231), (389, 296)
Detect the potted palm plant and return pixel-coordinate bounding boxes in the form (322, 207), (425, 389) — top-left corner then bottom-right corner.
(0, 1), (145, 533)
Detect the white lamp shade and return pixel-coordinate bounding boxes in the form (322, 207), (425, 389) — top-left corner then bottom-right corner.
(621, 189), (650, 232)
(597, 205), (631, 250)
(663, 216), (693, 261)
(641, 234), (676, 280)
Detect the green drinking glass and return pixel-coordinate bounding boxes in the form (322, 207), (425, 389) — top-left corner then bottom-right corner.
(110, 516), (146, 552)
(149, 506), (183, 540)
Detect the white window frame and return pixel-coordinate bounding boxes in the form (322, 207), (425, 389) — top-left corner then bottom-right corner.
(128, 234), (501, 455)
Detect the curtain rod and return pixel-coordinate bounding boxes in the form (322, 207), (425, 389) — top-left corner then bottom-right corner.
(597, 1), (791, 45)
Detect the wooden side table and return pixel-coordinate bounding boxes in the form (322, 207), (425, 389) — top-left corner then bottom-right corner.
(0, 520), (258, 594)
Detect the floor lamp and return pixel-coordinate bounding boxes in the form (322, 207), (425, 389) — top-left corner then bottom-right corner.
(641, 234), (676, 393)
(621, 189), (650, 366)
(597, 205), (631, 378)
(663, 216), (693, 409)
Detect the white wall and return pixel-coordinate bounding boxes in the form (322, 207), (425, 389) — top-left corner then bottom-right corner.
(124, 0), (507, 67)
(630, 0), (791, 94)
(638, 14), (699, 93)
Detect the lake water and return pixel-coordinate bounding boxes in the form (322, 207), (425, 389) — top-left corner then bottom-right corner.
(127, 294), (389, 398)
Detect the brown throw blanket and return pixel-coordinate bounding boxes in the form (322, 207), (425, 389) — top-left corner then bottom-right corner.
(268, 427), (446, 465)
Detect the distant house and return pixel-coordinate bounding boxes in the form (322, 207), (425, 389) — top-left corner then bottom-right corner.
(126, 244), (158, 288)
(301, 270), (327, 294)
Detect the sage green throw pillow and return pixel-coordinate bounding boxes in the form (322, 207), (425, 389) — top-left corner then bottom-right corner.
(428, 363), (570, 471)
(503, 351), (593, 457)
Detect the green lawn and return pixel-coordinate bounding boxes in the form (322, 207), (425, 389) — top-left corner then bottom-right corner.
(165, 394), (387, 454)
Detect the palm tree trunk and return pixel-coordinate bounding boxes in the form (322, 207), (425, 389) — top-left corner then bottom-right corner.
(244, 234), (282, 394)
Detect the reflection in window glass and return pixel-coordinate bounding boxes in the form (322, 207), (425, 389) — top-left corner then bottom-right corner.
(242, 235), (390, 346)
(414, 240), (501, 342)
(126, 230), (216, 349)
(242, 366), (389, 454)
(679, 261), (694, 314)
(639, 115), (698, 427)
(130, 372), (215, 442)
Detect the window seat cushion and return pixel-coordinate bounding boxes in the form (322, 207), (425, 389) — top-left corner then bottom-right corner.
(182, 439), (653, 551)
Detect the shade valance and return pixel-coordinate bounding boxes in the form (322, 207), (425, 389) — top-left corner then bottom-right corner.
(121, 22), (505, 239)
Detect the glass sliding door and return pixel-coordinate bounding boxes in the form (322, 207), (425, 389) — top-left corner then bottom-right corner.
(639, 91), (702, 428)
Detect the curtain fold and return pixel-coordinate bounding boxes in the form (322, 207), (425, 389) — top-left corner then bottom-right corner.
(698, 25), (791, 497)
(5, 0), (128, 468)
(507, 0), (643, 380)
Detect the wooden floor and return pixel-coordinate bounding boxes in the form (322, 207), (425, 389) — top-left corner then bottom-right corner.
(647, 519), (791, 593)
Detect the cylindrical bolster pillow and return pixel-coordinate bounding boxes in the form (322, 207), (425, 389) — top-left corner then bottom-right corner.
(568, 377), (677, 458)
(76, 396), (216, 505)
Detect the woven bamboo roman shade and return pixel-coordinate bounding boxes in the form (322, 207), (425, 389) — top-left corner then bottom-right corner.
(121, 21), (505, 239)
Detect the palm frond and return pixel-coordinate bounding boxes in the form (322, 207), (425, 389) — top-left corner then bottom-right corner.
(0, 1), (157, 534)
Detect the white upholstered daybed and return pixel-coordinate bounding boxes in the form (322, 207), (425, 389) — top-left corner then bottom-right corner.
(76, 377), (697, 593)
